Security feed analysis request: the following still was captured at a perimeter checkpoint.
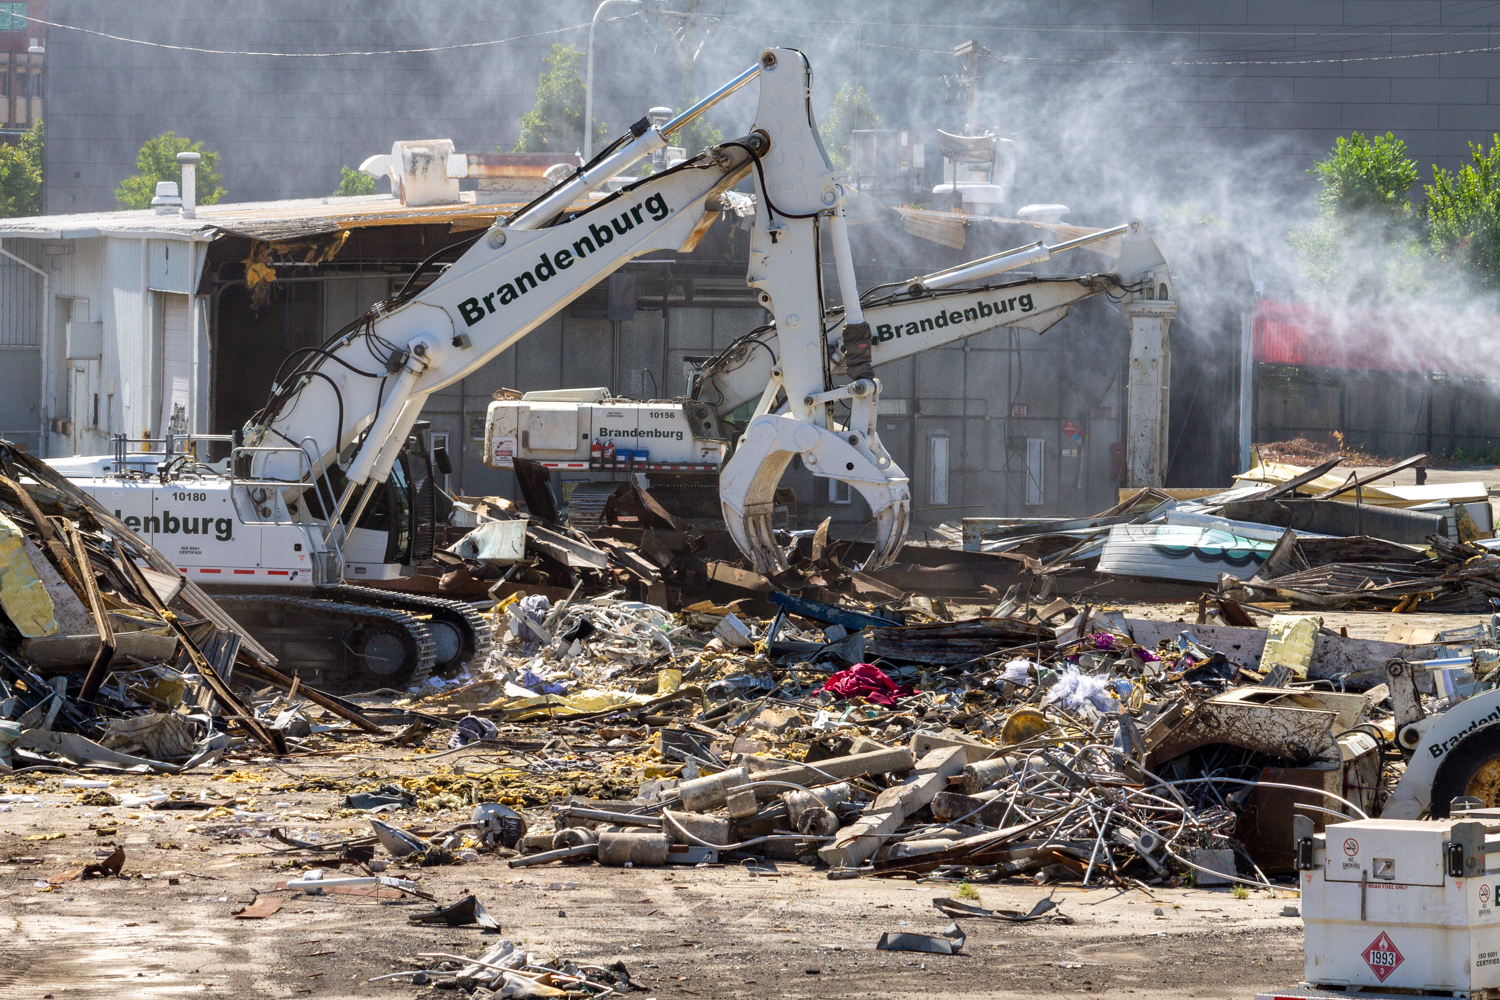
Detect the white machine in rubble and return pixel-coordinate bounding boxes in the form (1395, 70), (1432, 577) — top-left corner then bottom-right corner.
(1380, 654), (1500, 821)
(45, 50), (908, 687)
(51, 424), (475, 692)
(488, 221), (1177, 573)
(1254, 640), (1500, 1000)
(1259, 809), (1500, 1000)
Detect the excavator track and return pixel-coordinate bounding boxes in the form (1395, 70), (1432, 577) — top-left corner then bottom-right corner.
(213, 594), (436, 695)
(325, 585), (492, 675)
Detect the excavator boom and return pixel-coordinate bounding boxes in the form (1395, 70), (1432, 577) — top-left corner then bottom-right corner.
(249, 46), (1173, 580)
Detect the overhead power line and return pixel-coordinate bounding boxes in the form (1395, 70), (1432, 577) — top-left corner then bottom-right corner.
(22, 16), (596, 58)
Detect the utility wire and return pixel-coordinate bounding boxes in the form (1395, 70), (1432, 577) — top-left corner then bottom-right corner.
(705, 13), (1500, 68)
(21, 17), (597, 58)
(686, 10), (1500, 41)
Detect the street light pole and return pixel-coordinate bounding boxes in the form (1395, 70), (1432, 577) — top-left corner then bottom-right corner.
(584, 0), (641, 162)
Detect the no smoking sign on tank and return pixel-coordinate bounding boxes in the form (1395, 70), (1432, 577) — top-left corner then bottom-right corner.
(1362, 932), (1404, 982)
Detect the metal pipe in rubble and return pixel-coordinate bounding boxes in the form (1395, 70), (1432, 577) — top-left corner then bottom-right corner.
(908, 223), (1131, 293)
(507, 62), (762, 232)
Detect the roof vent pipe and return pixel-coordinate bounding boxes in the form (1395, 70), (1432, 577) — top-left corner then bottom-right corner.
(150, 182), (181, 215)
(177, 151), (201, 218)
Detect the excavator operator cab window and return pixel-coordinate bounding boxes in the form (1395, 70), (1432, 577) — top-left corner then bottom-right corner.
(297, 456), (413, 566)
(384, 456), (412, 565)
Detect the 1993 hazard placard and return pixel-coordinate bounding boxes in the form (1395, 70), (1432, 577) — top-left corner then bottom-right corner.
(1362, 932), (1404, 982)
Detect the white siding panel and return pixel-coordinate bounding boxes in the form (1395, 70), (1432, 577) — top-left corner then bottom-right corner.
(148, 239), (193, 294)
(106, 239), (148, 439)
(161, 294), (192, 436)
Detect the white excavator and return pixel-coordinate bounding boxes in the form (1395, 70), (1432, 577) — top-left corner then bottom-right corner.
(47, 47), (1173, 690)
(486, 220), (1174, 570)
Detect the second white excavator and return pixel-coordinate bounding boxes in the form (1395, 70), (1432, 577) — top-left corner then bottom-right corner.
(487, 219), (1175, 574)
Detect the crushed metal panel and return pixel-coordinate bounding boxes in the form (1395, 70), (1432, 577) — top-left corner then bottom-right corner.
(1098, 524), (1275, 584)
(1143, 687), (1339, 771)
(863, 617), (1047, 666)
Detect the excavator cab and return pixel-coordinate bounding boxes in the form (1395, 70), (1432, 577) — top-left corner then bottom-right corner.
(293, 424), (448, 572)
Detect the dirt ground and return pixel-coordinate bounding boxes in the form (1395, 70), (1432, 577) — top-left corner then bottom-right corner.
(0, 772), (1305, 1000)
(0, 605), (1446, 999)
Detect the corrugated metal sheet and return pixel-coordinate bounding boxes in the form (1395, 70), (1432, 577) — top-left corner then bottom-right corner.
(1097, 523), (1275, 584)
(1253, 299), (1495, 378)
(0, 239), (43, 347)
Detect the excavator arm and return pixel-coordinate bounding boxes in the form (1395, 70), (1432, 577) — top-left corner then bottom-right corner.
(712, 218), (1173, 573)
(248, 45), (1174, 581)
(241, 62), (777, 558)
(694, 220), (1172, 417)
(245, 47), (903, 576)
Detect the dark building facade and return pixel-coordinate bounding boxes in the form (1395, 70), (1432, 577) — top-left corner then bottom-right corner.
(13, 2), (1500, 522)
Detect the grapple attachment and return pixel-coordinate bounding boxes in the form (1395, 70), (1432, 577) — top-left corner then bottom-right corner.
(719, 412), (910, 575)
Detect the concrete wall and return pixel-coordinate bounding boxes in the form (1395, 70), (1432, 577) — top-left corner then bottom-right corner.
(1256, 365), (1500, 462)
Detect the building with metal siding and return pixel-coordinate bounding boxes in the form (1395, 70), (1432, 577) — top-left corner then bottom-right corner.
(0, 237), (43, 450)
(0, 188), (1187, 531)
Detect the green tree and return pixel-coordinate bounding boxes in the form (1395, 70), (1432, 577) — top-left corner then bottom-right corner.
(1311, 132), (1419, 220)
(333, 165), (376, 197)
(116, 132), (224, 209)
(515, 44), (607, 154)
(1425, 135), (1500, 290)
(664, 113), (721, 157)
(1289, 131), (1424, 300)
(819, 84), (881, 171)
(0, 118), (43, 217)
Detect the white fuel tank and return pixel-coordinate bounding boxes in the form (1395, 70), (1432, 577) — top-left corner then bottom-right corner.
(1298, 815), (1500, 995)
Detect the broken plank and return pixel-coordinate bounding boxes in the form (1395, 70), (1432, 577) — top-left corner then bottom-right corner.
(817, 746), (967, 869)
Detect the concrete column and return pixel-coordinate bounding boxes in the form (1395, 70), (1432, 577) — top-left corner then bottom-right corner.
(1123, 297), (1177, 487)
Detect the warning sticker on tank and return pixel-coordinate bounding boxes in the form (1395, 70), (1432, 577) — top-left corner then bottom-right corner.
(1362, 932), (1404, 982)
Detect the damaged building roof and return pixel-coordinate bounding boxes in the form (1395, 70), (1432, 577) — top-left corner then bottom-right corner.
(0, 192), (520, 243)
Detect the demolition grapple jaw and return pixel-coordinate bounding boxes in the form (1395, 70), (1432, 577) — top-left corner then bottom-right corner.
(719, 412), (911, 576)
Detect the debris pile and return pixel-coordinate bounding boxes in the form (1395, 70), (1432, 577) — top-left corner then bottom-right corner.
(16, 444), (1500, 990)
(0, 440), (337, 773)
(957, 452), (1499, 611)
(384, 578), (1454, 888)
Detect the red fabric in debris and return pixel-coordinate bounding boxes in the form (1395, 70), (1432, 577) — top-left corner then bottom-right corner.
(820, 663), (914, 706)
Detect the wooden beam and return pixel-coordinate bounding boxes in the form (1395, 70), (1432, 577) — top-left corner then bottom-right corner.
(1311, 453), (1429, 500)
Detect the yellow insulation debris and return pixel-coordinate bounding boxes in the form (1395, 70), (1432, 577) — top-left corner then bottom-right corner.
(0, 511), (58, 637)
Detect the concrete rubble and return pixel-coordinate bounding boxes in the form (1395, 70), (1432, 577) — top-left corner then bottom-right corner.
(9, 444), (1500, 994)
